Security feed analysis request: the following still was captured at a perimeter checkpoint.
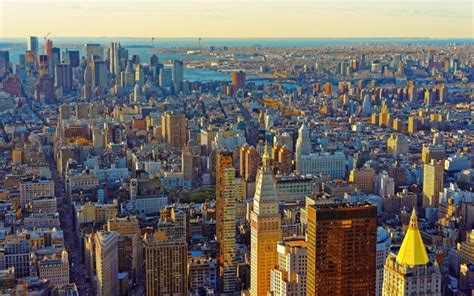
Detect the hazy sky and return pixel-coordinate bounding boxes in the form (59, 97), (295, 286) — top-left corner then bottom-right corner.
(0, 0), (473, 38)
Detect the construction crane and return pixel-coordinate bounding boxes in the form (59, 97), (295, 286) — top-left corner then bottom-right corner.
(44, 32), (51, 41)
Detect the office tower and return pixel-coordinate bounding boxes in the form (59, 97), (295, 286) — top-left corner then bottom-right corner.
(159, 67), (173, 87)
(35, 75), (56, 103)
(295, 123), (312, 161)
(297, 151), (346, 179)
(349, 167), (376, 194)
(421, 144), (446, 164)
(306, 202), (377, 295)
(91, 60), (108, 89)
(161, 112), (187, 149)
(64, 50), (80, 67)
(38, 54), (49, 76)
(135, 64), (144, 85)
(0, 51), (10, 78)
(362, 94), (373, 116)
(407, 116), (418, 134)
(172, 60), (184, 92)
(94, 231), (119, 296)
(250, 153), (281, 296)
(109, 42), (121, 78)
(382, 210), (442, 295)
(240, 145), (261, 182)
(269, 238), (307, 296)
(121, 63), (135, 89)
(386, 134), (409, 157)
(376, 228), (391, 296)
(231, 70), (246, 92)
(423, 160), (444, 208)
(375, 171), (395, 197)
(458, 230), (474, 265)
(144, 231), (188, 296)
(27, 36), (39, 67)
(107, 216), (142, 280)
(55, 64), (73, 92)
(85, 43), (103, 62)
(216, 151), (238, 295)
(52, 47), (60, 65)
(45, 39), (53, 58)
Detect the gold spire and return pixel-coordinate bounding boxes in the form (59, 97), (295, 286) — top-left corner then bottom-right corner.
(396, 209), (429, 266)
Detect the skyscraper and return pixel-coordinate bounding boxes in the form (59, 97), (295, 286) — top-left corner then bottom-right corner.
(55, 64), (73, 92)
(161, 112), (187, 149)
(382, 210), (442, 295)
(27, 36), (39, 67)
(250, 152), (281, 295)
(306, 202), (377, 295)
(216, 151), (238, 295)
(172, 60), (184, 92)
(94, 231), (119, 296)
(109, 42), (121, 78)
(231, 70), (246, 93)
(85, 43), (103, 62)
(144, 231), (188, 296)
(0, 51), (10, 78)
(91, 60), (108, 90)
(269, 238), (308, 296)
(422, 160), (444, 208)
(159, 67), (173, 87)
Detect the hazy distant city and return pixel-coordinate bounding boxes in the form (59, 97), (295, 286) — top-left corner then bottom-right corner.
(0, 1), (473, 295)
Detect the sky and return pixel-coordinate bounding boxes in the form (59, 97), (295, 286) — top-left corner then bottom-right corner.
(0, 0), (473, 38)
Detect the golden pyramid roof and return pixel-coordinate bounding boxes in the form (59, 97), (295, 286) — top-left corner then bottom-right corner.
(396, 209), (429, 266)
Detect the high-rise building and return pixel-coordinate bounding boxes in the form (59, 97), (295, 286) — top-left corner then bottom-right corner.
(85, 43), (103, 62)
(423, 160), (444, 208)
(349, 167), (376, 194)
(269, 238), (307, 296)
(240, 145), (261, 182)
(172, 60), (184, 92)
(161, 112), (187, 149)
(216, 151), (238, 295)
(231, 70), (246, 92)
(64, 50), (80, 67)
(382, 210), (442, 295)
(109, 42), (121, 78)
(457, 230), (474, 265)
(55, 64), (73, 92)
(91, 60), (108, 90)
(306, 202), (377, 295)
(421, 144), (446, 164)
(386, 134), (409, 157)
(144, 231), (188, 296)
(295, 123), (312, 161)
(159, 67), (173, 87)
(27, 36), (39, 67)
(107, 216), (141, 280)
(0, 51), (10, 78)
(38, 54), (49, 76)
(376, 228), (391, 296)
(94, 231), (119, 296)
(250, 153), (281, 296)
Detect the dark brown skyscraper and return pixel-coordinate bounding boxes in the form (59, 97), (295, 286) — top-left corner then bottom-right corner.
(307, 202), (377, 296)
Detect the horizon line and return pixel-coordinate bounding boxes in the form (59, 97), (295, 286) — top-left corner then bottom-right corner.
(1, 36), (474, 40)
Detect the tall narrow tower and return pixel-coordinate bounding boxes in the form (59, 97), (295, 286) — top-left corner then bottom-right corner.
(295, 123), (311, 172)
(250, 149), (281, 295)
(216, 151), (238, 295)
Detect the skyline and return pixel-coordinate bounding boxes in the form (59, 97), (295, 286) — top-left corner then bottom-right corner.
(1, 0), (473, 39)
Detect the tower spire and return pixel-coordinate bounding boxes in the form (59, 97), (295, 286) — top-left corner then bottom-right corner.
(396, 209), (429, 266)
